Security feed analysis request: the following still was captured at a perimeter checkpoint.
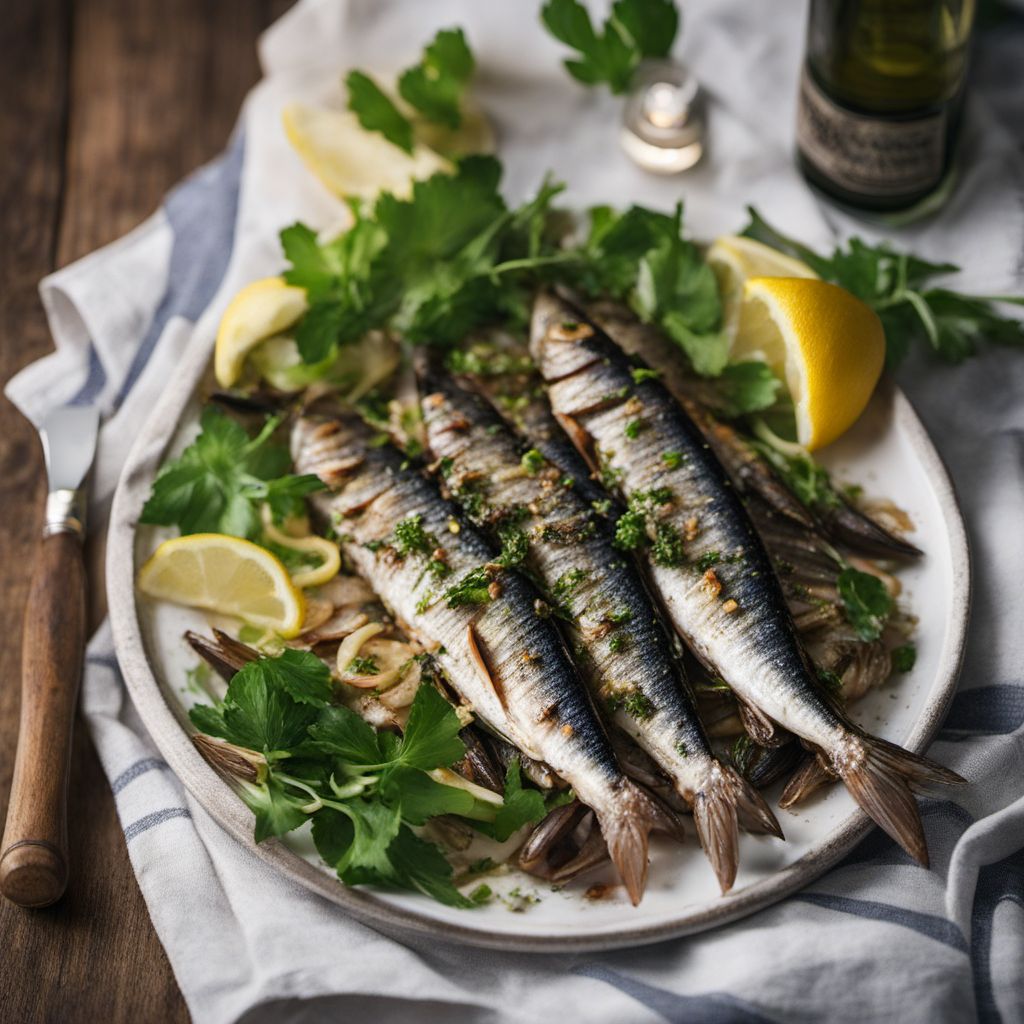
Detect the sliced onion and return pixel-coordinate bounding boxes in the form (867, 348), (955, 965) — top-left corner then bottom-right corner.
(378, 659), (423, 708)
(299, 597), (336, 635)
(336, 622), (385, 679)
(427, 767), (504, 806)
(303, 610), (369, 644)
(314, 575), (376, 608)
(342, 638), (413, 690)
(262, 508), (341, 588)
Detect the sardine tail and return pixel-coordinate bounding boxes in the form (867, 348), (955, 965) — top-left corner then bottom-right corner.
(691, 775), (740, 894)
(691, 766), (782, 894)
(730, 768), (785, 840)
(836, 736), (964, 866)
(777, 752), (835, 809)
(596, 781), (660, 906)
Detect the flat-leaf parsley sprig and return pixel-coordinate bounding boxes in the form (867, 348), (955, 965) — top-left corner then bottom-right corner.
(139, 406), (325, 540)
(190, 648), (558, 906)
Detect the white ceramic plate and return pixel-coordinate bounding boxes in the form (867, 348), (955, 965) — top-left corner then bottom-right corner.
(107, 339), (970, 952)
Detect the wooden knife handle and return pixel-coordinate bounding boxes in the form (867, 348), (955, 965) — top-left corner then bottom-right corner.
(0, 530), (86, 907)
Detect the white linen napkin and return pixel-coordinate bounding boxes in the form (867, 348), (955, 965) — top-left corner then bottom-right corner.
(7, 2), (1024, 1021)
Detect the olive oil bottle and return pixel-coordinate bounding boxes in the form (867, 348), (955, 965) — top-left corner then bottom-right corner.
(796, 0), (976, 214)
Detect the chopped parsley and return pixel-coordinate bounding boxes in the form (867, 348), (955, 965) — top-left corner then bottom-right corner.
(393, 513), (437, 558)
(607, 687), (656, 721)
(612, 488), (673, 552)
(608, 635), (629, 654)
(520, 448), (545, 475)
(345, 655), (381, 676)
(695, 550), (721, 572)
(630, 367), (661, 384)
(661, 450), (685, 469)
(552, 567), (589, 603)
(624, 418), (646, 440)
(651, 523), (685, 567)
(891, 644), (917, 672)
(816, 666), (843, 694)
(837, 567), (894, 642)
(443, 566), (496, 607)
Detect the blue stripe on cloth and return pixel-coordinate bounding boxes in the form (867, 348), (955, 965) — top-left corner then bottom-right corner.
(69, 348), (108, 407)
(792, 893), (968, 953)
(939, 685), (1024, 739)
(573, 964), (776, 1024)
(86, 652), (122, 674)
(111, 757), (169, 794)
(971, 848), (1024, 1024)
(124, 807), (192, 843)
(68, 128), (245, 409)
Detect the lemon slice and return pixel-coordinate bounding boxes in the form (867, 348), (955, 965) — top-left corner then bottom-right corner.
(215, 277), (308, 387)
(138, 534), (306, 638)
(734, 277), (885, 451)
(707, 235), (818, 341)
(282, 103), (452, 202)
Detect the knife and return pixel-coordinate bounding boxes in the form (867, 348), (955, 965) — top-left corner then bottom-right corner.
(0, 406), (99, 908)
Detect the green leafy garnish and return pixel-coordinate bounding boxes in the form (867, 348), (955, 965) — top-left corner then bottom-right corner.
(891, 644), (917, 672)
(398, 28), (475, 130)
(392, 513), (438, 559)
(569, 203), (726, 376)
(346, 28), (476, 153)
(837, 567), (894, 642)
(346, 70), (414, 154)
(139, 407), (325, 539)
(540, 0), (679, 95)
(712, 361), (783, 417)
(521, 448), (545, 475)
(280, 160), (570, 364)
(743, 207), (1024, 367)
(191, 653), (550, 908)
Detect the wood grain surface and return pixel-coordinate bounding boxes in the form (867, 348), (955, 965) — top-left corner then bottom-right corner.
(0, 1), (291, 1018)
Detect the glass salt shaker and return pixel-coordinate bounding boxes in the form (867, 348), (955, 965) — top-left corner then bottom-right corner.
(621, 59), (705, 174)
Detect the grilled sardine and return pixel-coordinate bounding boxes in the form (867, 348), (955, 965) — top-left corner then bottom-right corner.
(293, 410), (663, 902)
(531, 291), (962, 866)
(417, 359), (782, 891)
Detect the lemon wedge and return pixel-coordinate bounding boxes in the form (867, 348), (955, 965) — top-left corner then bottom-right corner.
(282, 103), (452, 201)
(734, 277), (885, 451)
(707, 235), (818, 341)
(215, 277), (308, 387)
(138, 534), (306, 638)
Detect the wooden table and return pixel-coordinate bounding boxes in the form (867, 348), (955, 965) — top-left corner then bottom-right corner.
(0, 2), (291, 1019)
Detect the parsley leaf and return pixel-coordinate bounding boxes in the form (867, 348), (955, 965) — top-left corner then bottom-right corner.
(742, 207), (1024, 367)
(712, 361), (782, 417)
(139, 407), (325, 539)
(837, 567), (893, 642)
(394, 685), (466, 770)
(279, 161), (568, 361)
(346, 70), (414, 154)
(541, 0), (679, 95)
(475, 759), (549, 842)
(632, 204), (725, 375)
(190, 651), (556, 909)
(398, 28), (475, 130)
(241, 774), (310, 843)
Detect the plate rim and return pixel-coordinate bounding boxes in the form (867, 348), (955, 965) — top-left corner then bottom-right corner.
(106, 335), (971, 953)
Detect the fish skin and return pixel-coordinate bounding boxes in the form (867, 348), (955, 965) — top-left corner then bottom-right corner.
(292, 410), (661, 903)
(418, 360), (782, 890)
(585, 297), (921, 557)
(530, 291), (962, 866)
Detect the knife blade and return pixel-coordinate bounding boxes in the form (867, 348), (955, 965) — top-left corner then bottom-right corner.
(0, 405), (99, 907)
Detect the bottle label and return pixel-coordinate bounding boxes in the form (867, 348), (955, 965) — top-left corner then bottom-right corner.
(796, 69), (946, 199)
